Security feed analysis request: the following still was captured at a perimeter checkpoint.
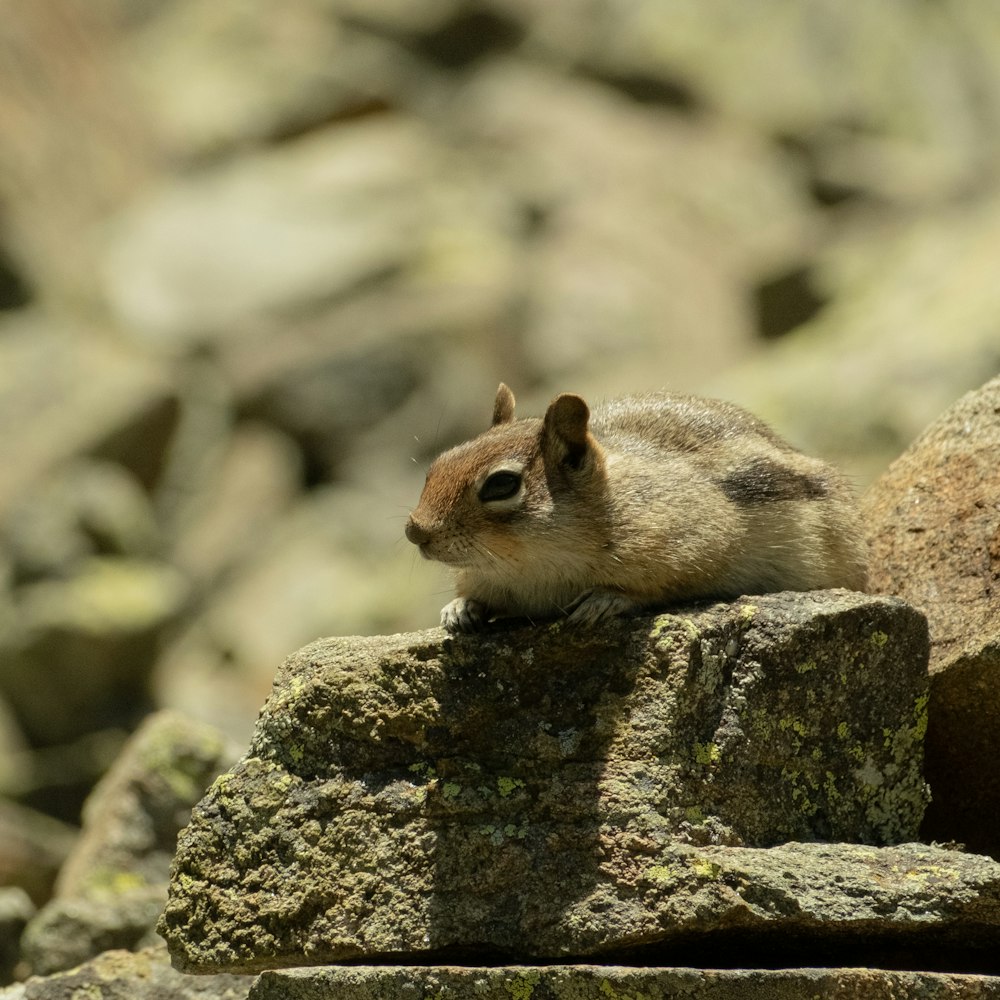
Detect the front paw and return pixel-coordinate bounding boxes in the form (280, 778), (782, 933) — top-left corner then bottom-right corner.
(441, 597), (488, 633)
(565, 589), (641, 627)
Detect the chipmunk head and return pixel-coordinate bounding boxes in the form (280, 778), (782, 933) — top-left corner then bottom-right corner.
(405, 383), (605, 568)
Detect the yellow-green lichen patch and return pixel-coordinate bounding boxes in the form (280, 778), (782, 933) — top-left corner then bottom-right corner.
(209, 771), (234, 796)
(681, 618), (701, 643)
(747, 708), (773, 740)
(176, 871), (198, 894)
(504, 970), (541, 1000)
(689, 857), (723, 880)
(837, 722), (850, 740)
(86, 868), (149, 896)
(795, 660), (817, 674)
(497, 776), (525, 797)
(442, 782), (462, 800)
(692, 741), (721, 765)
(646, 864), (680, 883)
(870, 630), (889, 648)
(272, 773), (294, 794)
(778, 717), (808, 737)
(649, 617), (672, 640)
(823, 770), (840, 801)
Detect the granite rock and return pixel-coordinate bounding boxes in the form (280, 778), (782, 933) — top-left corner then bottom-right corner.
(160, 591), (932, 972)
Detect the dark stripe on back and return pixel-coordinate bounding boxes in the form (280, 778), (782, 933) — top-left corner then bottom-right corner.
(718, 457), (829, 505)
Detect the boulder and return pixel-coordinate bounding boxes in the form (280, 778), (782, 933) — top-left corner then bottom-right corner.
(0, 945), (252, 1000)
(1, 461), (160, 581)
(0, 801), (76, 907)
(160, 591), (935, 973)
(0, 316), (176, 518)
(21, 711), (237, 976)
(0, 558), (189, 747)
(100, 114), (517, 349)
(862, 375), (1000, 855)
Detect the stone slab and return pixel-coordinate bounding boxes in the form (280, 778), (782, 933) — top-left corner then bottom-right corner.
(250, 965), (1000, 1000)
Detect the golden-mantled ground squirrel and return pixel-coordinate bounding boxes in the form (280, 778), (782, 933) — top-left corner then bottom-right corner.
(406, 384), (868, 633)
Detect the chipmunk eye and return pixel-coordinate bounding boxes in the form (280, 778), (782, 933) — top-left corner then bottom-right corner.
(479, 470), (522, 503)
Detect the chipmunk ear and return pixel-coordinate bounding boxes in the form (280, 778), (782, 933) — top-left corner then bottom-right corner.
(543, 393), (593, 471)
(492, 383), (516, 426)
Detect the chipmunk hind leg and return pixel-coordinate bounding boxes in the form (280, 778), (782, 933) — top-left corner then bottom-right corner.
(564, 588), (644, 626)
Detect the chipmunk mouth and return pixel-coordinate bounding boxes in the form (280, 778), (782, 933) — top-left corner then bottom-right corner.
(405, 520), (475, 567)
(424, 548), (471, 568)
(414, 540), (463, 566)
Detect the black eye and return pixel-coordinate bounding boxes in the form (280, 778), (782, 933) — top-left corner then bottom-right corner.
(479, 471), (522, 503)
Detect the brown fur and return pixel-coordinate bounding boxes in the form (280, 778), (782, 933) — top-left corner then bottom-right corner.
(406, 384), (868, 632)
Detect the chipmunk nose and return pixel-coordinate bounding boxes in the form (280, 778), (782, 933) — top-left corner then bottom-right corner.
(405, 517), (431, 547)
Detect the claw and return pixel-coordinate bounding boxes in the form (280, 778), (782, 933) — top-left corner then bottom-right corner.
(441, 597), (488, 633)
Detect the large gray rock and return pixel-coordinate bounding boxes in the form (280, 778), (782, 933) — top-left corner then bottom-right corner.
(251, 965), (1000, 1000)
(22, 711), (238, 976)
(0, 316), (175, 519)
(101, 115), (517, 348)
(863, 375), (1000, 856)
(160, 592), (933, 973)
(0, 558), (188, 746)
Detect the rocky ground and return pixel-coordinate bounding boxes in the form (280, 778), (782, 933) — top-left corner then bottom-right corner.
(1, 1), (999, 996)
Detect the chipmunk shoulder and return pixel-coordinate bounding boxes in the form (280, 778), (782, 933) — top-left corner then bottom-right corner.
(405, 383), (868, 633)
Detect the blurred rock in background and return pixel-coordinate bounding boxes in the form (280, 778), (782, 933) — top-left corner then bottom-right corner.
(0, 0), (999, 978)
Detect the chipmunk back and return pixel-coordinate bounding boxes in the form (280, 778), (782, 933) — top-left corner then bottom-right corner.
(405, 383), (868, 632)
